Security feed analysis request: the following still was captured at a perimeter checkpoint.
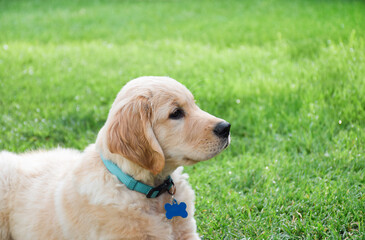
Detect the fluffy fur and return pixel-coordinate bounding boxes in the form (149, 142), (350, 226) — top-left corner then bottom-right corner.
(0, 76), (230, 240)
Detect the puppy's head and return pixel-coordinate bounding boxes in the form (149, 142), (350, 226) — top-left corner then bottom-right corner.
(103, 77), (230, 175)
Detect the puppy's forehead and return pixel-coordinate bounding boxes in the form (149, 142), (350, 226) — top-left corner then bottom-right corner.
(122, 77), (194, 103)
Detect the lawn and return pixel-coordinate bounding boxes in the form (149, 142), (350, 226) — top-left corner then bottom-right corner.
(0, 0), (364, 239)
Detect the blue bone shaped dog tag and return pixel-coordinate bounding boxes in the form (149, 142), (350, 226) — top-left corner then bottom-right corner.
(164, 199), (188, 219)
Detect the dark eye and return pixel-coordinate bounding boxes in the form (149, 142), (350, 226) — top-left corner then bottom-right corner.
(169, 108), (185, 120)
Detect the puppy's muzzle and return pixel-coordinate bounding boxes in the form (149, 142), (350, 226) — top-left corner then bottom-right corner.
(213, 121), (231, 139)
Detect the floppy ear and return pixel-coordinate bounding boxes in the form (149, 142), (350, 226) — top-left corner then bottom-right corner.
(106, 96), (165, 175)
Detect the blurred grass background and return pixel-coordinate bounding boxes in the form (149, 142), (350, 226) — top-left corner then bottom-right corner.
(0, 0), (364, 239)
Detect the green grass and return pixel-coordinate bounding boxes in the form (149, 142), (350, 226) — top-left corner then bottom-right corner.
(0, 0), (364, 239)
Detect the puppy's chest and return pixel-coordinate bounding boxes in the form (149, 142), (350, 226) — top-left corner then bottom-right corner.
(127, 192), (175, 216)
(100, 194), (186, 239)
(91, 173), (195, 238)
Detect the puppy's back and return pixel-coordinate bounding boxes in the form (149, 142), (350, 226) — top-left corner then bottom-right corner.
(0, 151), (20, 240)
(0, 148), (82, 240)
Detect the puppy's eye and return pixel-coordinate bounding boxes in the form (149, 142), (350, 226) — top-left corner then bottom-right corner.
(169, 108), (185, 120)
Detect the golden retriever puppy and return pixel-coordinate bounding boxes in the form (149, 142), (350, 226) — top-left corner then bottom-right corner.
(0, 76), (231, 240)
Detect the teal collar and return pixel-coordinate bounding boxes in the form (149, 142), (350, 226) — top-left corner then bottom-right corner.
(100, 154), (174, 198)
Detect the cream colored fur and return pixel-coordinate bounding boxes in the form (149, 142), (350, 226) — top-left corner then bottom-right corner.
(0, 76), (230, 240)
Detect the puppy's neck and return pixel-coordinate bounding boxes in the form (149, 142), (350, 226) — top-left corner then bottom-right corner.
(96, 142), (176, 187)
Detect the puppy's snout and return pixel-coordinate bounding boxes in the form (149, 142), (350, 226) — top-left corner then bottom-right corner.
(213, 121), (231, 139)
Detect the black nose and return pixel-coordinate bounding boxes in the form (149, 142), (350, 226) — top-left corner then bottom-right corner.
(213, 121), (231, 138)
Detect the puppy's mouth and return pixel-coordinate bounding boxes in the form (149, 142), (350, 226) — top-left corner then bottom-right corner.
(182, 158), (200, 165)
(182, 137), (230, 165)
(223, 136), (231, 149)
(211, 136), (230, 157)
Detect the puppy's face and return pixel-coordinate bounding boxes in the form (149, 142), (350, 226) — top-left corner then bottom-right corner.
(151, 86), (230, 166)
(106, 77), (230, 174)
